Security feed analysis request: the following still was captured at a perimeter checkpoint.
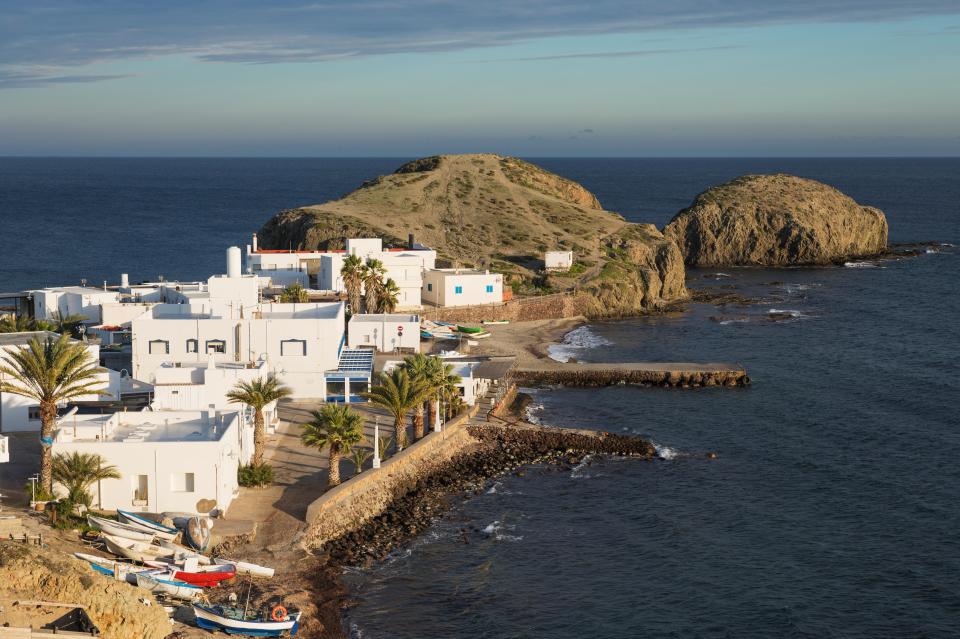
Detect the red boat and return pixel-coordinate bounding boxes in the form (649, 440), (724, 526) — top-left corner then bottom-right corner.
(145, 561), (236, 587)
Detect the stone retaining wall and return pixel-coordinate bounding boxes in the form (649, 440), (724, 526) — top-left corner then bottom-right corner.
(512, 368), (750, 388)
(301, 405), (481, 551)
(421, 292), (581, 323)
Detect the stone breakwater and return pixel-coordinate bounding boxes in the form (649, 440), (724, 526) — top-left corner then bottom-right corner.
(512, 365), (750, 388)
(319, 424), (655, 567)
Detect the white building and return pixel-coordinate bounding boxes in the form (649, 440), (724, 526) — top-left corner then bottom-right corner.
(51, 409), (246, 515)
(246, 235), (436, 311)
(382, 358), (489, 406)
(421, 269), (504, 308)
(151, 358), (279, 433)
(29, 286), (120, 325)
(545, 251), (574, 271)
(348, 314), (420, 353)
(0, 332), (123, 433)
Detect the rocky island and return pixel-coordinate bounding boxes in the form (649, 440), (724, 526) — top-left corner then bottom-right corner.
(259, 154), (687, 317)
(663, 174), (889, 266)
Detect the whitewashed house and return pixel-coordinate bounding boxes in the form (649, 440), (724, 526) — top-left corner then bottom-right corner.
(545, 251), (574, 271)
(0, 332), (124, 433)
(29, 286), (120, 325)
(348, 314), (420, 353)
(51, 409), (246, 514)
(421, 269), (504, 307)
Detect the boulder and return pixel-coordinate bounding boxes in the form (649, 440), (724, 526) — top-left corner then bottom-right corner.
(664, 174), (888, 266)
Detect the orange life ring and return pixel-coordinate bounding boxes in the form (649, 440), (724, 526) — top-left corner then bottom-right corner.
(271, 605), (287, 622)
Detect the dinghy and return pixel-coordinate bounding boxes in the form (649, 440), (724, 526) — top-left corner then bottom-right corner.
(101, 533), (171, 563)
(157, 539), (213, 565)
(117, 510), (180, 541)
(144, 560), (236, 587)
(86, 515), (156, 543)
(192, 603), (301, 636)
(213, 557), (275, 579)
(184, 516), (212, 551)
(135, 572), (204, 601)
(76, 553), (153, 584)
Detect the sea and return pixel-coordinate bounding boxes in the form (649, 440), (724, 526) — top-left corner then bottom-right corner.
(1, 158), (958, 637)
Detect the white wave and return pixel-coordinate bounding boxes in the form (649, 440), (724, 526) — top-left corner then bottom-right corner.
(719, 318), (751, 325)
(654, 443), (680, 460)
(570, 454), (593, 478)
(548, 325), (613, 363)
(844, 261), (878, 268)
(482, 520), (523, 542)
(486, 481), (501, 494)
(940, 243), (954, 247)
(925, 248), (938, 254)
(767, 308), (806, 318)
(524, 402), (545, 425)
(707, 272), (731, 279)
(350, 622), (366, 639)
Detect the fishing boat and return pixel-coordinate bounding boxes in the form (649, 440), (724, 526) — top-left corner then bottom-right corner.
(101, 533), (171, 563)
(481, 319), (510, 325)
(192, 603), (301, 636)
(135, 572), (204, 601)
(213, 557), (275, 578)
(157, 539), (213, 565)
(86, 515), (156, 543)
(117, 510), (180, 542)
(76, 553), (153, 584)
(144, 560), (236, 587)
(456, 325), (484, 334)
(183, 516), (212, 552)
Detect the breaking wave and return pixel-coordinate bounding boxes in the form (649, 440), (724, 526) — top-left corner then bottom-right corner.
(482, 520), (523, 542)
(548, 325), (613, 363)
(844, 261), (878, 268)
(768, 308), (806, 318)
(654, 443), (681, 460)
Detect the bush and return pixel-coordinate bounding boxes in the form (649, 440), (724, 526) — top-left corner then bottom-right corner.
(238, 462), (274, 487)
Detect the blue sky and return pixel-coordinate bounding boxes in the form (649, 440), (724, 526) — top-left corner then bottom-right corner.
(1, 1), (958, 156)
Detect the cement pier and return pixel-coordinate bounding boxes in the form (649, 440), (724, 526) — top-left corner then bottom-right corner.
(511, 361), (749, 388)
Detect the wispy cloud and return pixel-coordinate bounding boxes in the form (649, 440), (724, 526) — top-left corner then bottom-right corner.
(1, 1), (958, 87)
(472, 44), (744, 63)
(0, 70), (132, 89)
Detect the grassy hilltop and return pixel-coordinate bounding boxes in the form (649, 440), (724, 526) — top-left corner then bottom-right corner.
(259, 154), (687, 315)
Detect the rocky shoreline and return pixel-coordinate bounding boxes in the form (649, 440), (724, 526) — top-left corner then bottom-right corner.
(319, 423), (656, 570)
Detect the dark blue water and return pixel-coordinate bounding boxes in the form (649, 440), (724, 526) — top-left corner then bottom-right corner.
(1, 158), (958, 637)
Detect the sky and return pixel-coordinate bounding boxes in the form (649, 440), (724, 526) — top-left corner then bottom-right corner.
(1, 1), (959, 156)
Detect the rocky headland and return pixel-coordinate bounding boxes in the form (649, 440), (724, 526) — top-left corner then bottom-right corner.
(663, 174), (889, 266)
(259, 153), (687, 317)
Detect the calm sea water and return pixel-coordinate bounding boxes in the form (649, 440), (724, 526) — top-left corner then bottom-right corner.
(1, 158), (958, 637)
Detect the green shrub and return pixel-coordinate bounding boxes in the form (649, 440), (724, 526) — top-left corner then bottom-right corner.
(238, 462), (274, 487)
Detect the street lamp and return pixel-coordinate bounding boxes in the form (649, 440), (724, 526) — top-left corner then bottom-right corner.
(372, 417), (381, 469)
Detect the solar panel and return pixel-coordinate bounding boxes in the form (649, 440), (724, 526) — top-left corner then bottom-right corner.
(331, 348), (374, 375)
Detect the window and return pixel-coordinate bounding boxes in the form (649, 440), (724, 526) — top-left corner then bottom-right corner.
(486, 285), (494, 293)
(206, 339), (226, 354)
(455, 285), (463, 294)
(186, 339), (198, 353)
(171, 472), (195, 493)
(133, 475), (149, 502)
(148, 339), (169, 355)
(427, 283), (433, 292)
(281, 339), (307, 357)
(28, 407), (41, 421)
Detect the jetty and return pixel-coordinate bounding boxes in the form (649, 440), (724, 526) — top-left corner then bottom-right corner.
(511, 361), (749, 388)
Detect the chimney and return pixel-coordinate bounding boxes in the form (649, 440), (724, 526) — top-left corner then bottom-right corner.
(252, 233), (259, 252)
(121, 273), (130, 288)
(408, 233), (415, 249)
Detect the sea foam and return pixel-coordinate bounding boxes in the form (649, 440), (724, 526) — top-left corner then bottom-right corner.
(548, 325), (613, 363)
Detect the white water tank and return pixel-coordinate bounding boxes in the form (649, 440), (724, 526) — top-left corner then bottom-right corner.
(226, 246), (242, 278)
(121, 273), (130, 288)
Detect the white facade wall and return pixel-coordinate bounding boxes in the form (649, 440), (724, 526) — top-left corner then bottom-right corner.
(0, 334), (112, 433)
(51, 411), (242, 514)
(348, 315), (420, 353)
(100, 303), (154, 327)
(30, 288), (120, 325)
(545, 251), (574, 270)
(422, 270), (504, 307)
(131, 302), (345, 399)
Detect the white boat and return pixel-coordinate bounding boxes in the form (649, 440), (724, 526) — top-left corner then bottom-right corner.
(156, 539), (212, 565)
(192, 603), (301, 636)
(117, 510), (180, 542)
(101, 533), (171, 563)
(86, 515), (156, 543)
(75, 552), (153, 584)
(213, 557), (275, 578)
(135, 572), (203, 601)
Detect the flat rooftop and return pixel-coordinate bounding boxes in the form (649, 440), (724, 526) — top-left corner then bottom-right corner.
(0, 331), (74, 347)
(55, 411), (239, 444)
(351, 313), (420, 322)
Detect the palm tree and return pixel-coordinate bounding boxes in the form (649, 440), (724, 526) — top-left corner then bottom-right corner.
(360, 368), (431, 450)
(49, 312), (88, 339)
(0, 334), (108, 493)
(52, 451), (120, 508)
(401, 353), (432, 440)
(348, 448), (372, 475)
(301, 404), (366, 487)
(341, 254), (367, 315)
(363, 259), (387, 313)
(378, 278), (400, 313)
(426, 357), (461, 430)
(226, 375), (292, 465)
(0, 315), (38, 333)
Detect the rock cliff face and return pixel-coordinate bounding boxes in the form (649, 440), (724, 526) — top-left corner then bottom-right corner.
(663, 174), (888, 266)
(259, 154), (687, 316)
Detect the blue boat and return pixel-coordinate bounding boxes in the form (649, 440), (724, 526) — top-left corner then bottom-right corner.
(117, 509), (180, 541)
(193, 603), (301, 636)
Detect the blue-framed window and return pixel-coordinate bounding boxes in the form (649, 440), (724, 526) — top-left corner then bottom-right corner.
(486, 285), (494, 293)
(455, 286), (463, 294)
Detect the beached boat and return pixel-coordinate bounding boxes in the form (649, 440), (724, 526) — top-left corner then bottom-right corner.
(481, 320), (510, 325)
(184, 515), (212, 552)
(101, 533), (171, 563)
(86, 515), (156, 543)
(117, 509), (180, 541)
(144, 560), (236, 587)
(135, 572), (204, 601)
(213, 557), (275, 578)
(456, 325), (484, 334)
(76, 552), (153, 584)
(192, 603), (301, 636)
(157, 539), (213, 565)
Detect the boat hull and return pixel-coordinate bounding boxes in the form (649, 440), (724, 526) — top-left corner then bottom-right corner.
(101, 533), (171, 563)
(87, 515), (156, 543)
(117, 510), (179, 541)
(193, 605), (300, 636)
(214, 558), (275, 578)
(135, 573), (203, 601)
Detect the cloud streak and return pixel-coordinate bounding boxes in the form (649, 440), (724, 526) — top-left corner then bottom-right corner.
(1, 1), (958, 86)
(473, 44), (744, 62)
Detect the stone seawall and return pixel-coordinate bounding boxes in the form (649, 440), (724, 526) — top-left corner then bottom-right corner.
(301, 405), (481, 551)
(512, 365), (749, 388)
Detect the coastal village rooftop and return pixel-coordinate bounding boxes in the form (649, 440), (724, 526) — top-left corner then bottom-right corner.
(53, 409), (237, 444)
